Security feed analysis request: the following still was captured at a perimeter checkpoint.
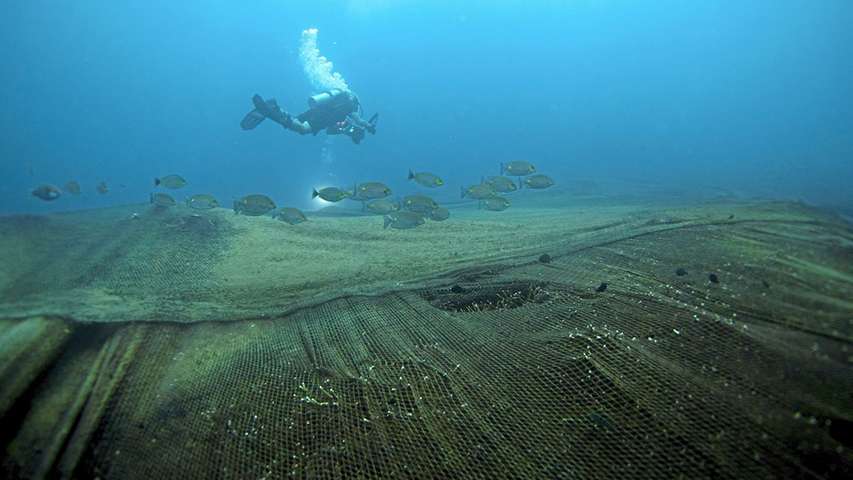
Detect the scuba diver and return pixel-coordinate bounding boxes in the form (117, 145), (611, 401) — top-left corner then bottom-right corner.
(240, 89), (378, 144)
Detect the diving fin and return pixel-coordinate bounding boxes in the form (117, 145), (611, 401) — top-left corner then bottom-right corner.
(251, 95), (291, 127)
(240, 109), (266, 130)
(252, 94), (273, 115)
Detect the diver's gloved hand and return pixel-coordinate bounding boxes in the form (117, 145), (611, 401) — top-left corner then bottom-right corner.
(366, 113), (378, 134)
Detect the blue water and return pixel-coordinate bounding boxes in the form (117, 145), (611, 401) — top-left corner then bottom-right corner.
(2, 0), (852, 215)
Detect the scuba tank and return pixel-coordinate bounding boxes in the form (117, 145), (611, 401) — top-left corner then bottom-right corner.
(304, 89), (363, 134)
(308, 88), (349, 109)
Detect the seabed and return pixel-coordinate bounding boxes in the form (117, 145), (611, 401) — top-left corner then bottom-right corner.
(1, 188), (851, 479)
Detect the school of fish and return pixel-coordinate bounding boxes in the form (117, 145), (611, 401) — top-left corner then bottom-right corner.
(29, 162), (554, 231)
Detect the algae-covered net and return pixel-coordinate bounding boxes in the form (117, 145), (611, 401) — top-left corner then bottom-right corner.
(1, 194), (851, 478)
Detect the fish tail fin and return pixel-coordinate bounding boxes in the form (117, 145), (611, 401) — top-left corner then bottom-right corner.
(408, 169), (414, 180)
(500, 163), (504, 175)
(383, 215), (391, 229)
(460, 186), (466, 199)
(154, 178), (160, 186)
(312, 189), (319, 199)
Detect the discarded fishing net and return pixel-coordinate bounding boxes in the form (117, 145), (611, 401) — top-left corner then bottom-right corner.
(1, 195), (851, 478)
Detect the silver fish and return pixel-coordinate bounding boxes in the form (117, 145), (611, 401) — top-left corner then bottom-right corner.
(408, 170), (444, 188)
(150, 192), (176, 207)
(366, 198), (400, 215)
(429, 206), (450, 221)
(461, 183), (496, 200)
(523, 174), (555, 189)
(234, 194), (276, 216)
(275, 207), (308, 225)
(403, 194), (438, 214)
(155, 174), (188, 189)
(312, 186), (352, 202)
(483, 196), (510, 211)
(64, 180), (81, 195)
(383, 211), (425, 230)
(484, 176), (518, 193)
(355, 182), (392, 200)
(500, 161), (536, 176)
(186, 194), (219, 210)
(32, 184), (61, 201)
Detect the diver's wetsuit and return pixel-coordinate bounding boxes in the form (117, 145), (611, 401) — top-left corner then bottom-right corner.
(241, 89), (377, 144)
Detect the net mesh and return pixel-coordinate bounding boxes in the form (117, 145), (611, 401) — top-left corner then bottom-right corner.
(1, 196), (851, 479)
